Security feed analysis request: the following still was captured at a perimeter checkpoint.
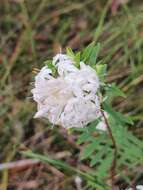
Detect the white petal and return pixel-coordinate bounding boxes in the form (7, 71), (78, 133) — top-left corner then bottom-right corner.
(34, 107), (49, 118)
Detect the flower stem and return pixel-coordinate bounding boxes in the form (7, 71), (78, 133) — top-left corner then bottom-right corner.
(101, 109), (117, 190)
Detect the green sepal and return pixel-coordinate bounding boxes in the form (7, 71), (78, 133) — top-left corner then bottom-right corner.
(44, 60), (57, 77)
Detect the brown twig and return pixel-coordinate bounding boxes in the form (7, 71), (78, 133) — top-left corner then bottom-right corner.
(101, 109), (117, 190)
(0, 159), (39, 171)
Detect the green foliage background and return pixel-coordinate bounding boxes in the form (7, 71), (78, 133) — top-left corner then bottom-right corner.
(0, 0), (143, 189)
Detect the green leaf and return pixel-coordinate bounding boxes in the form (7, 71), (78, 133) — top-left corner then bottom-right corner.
(105, 83), (126, 98)
(77, 132), (91, 144)
(82, 42), (95, 61)
(81, 142), (97, 160)
(82, 42), (100, 65)
(75, 52), (81, 63)
(90, 146), (110, 167)
(95, 64), (107, 80)
(127, 133), (143, 149)
(96, 151), (113, 177)
(22, 151), (105, 186)
(87, 181), (110, 190)
(77, 120), (101, 144)
(74, 52), (81, 68)
(44, 60), (57, 77)
(66, 48), (80, 68)
(103, 102), (133, 125)
(66, 47), (75, 59)
(81, 135), (106, 160)
(87, 119), (101, 133)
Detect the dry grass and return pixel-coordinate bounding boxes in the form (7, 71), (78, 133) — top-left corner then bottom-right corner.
(0, 0), (143, 189)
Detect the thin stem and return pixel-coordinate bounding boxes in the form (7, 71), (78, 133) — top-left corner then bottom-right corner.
(101, 109), (117, 190)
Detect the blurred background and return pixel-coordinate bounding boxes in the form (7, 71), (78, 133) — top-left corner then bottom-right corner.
(0, 0), (143, 189)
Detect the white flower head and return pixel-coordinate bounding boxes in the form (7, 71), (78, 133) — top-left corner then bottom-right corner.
(53, 53), (78, 77)
(31, 53), (101, 128)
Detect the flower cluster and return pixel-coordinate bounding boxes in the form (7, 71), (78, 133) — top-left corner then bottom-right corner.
(31, 54), (101, 128)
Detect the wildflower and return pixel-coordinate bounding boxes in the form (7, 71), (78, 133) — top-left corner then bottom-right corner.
(31, 54), (101, 128)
